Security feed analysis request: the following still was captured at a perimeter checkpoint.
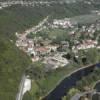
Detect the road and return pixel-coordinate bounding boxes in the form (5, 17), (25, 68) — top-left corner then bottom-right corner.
(25, 16), (49, 34)
(16, 16), (49, 40)
(16, 74), (26, 100)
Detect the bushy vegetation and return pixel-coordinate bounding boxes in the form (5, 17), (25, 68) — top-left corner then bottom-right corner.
(62, 88), (80, 100)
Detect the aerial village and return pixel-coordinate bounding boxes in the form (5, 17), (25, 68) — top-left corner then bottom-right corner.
(16, 17), (100, 71)
(16, 32), (69, 70)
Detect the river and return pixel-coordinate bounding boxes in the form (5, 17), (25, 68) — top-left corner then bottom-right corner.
(43, 63), (100, 100)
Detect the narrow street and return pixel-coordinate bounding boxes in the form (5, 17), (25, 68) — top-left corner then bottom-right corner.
(16, 75), (26, 100)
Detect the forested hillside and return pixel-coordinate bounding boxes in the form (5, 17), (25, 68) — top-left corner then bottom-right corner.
(0, 34), (31, 100)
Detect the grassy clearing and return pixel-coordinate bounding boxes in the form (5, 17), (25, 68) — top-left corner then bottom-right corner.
(71, 14), (100, 24)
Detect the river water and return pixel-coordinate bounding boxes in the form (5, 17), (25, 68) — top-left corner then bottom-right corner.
(43, 63), (100, 100)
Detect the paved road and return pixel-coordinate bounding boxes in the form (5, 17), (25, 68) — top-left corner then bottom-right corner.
(16, 74), (26, 100)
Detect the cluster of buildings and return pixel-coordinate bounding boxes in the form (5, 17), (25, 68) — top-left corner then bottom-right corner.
(16, 32), (69, 70)
(15, 15), (100, 70)
(49, 18), (75, 29)
(68, 21), (100, 51)
(75, 40), (98, 50)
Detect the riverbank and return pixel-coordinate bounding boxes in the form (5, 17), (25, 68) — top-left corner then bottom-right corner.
(43, 63), (100, 100)
(43, 63), (95, 97)
(22, 62), (99, 100)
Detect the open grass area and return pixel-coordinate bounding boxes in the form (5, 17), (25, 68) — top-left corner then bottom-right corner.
(28, 28), (71, 44)
(38, 65), (78, 93)
(71, 14), (100, 24)
(47, 29), (67, 39)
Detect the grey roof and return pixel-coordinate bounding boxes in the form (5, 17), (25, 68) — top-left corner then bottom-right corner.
(71, 93), (82, 100)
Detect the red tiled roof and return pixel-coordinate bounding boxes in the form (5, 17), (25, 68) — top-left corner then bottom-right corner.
(36, 47), (49, 52)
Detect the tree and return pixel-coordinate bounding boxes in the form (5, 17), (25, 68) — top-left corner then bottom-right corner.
(62, 96), (67, 100)
(26, 61), (46, 80)
(23, 92), (32, 100)
(86, 48), (99, 63)
(68, 88), (80, 97)
(25, 61), (46, 94)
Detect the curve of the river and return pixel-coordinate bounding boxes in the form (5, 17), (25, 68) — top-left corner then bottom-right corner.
(43, 63), (100, 100)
